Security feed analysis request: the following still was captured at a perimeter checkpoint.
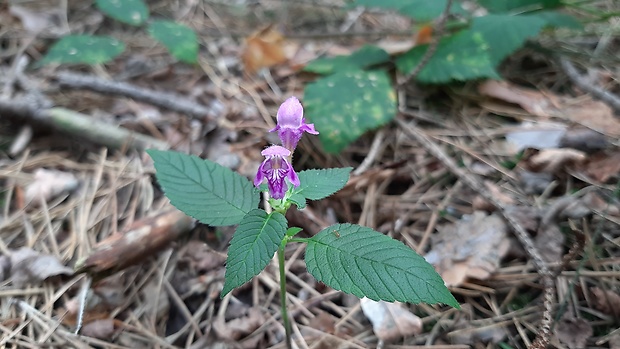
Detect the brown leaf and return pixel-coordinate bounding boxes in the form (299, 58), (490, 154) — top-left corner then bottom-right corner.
(308, 311), (336, 334)
(478, 80), (620, 137)
(415, 24), (433, 45)
(9, 247), (73, 287)
(554, 314), (592, 349)
(214, 307), (263, 341)
(360, 298), (422, 342)
(585, 151), (620, 183)
(25, 168), (79, 205)
(241, 25), (288, 75)
(425, 211), (509, 286)
(591, 287), (620, 317)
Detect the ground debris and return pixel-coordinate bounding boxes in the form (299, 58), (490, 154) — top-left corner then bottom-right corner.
(6, 247), (73, 287)
(360, 297), (422, 342)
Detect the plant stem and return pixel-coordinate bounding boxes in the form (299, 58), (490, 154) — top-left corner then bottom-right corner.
(278, 241), (293, 349)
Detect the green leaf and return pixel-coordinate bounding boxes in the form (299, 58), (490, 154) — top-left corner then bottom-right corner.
(478, 0), (561, 13)
(293, 168), (352, 201)
(221, 209), (287, 296)
(304, 70), (396, 153)
(471, 14), (547, 66)
(38, 35), (125, 66)
(147, 149), (258, 226)
(351, 0), (455, 21)
(288, 193), (307, 210)
(531, 11), (582, 29)
(148, 20), (198, 64)
(304, 45), (390, 75)
(396, 29), (499, 83)
(96, 0), (149, 26)
(306, 224), (459, 307)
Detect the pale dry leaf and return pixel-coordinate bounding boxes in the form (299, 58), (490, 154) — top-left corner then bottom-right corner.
(478, 80), (620, 136)
(505, 121), (566, 152)
(528, 148), (586, 173)
(591, 287), (620, 317)
(610, 333), (620, 349)
(585, 151), (620, 183)
(80, 318), (116, 339)
(9, 5), (66, 35)
(425, 211), (509, 286)
(214, 307), (263, 340)
(241, 25), (289, 75)
(9, 247), (73, 287)
(25, 168), (79, 205)
(554, 314), (592, 349)
(534, 225), (564, 264)
(360, 298), (422, 342)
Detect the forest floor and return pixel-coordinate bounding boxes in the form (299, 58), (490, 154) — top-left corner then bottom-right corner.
(1, 1), (620, 348)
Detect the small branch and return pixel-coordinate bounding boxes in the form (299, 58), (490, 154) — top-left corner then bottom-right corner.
(398, 0), (453, 87)
(54, 71), (214, 120)
(0, 97), (169, 152)
(557, 56), (620, 113)
(353, 129), (385, 176)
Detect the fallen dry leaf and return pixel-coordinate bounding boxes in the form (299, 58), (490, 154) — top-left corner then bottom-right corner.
(80, 318), (116, 339)
(9, 5), (67, 35)
(25, 168), (79, 205)
(591, 287), (620, 318)
(214, 307), (263, 341)
(554, 314), (592, 349)
(425, 211), (509, 286)
(360, 298), (422, 342)
(308, 311), (336, 334)
(585, 151), (620, 183)
(241, 24), (288, 75)
(415, 24), (433, 45)
(527, 148), (586, 173)
(472, 180), (515, 211)
(505, 121), (566, 152)
(8, 247), (73, 287)
(478, 80), (620, 137)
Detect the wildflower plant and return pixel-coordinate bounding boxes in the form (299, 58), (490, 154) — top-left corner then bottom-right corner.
(147, 96), (458, 347)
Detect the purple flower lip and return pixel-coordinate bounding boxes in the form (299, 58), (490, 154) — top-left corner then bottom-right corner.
(270, 97), (319, 152)
(254, 145), (300, 199)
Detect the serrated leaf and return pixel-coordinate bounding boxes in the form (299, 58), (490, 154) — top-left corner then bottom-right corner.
(288, 193), (307, 210)
(478, 0), (561, 13)
(306, 224), (459, 307)
(221, 210), (287, 296)
(148, 20), (198, 64)
(471, 14), (547, 66)
(96, 0), (149, 26)
(38, 35), (125, 66)
(304, 45), (389, 75)
(292, 168), (352, 201)
(147, 149), (258, 226)
(396, 29), (499, 83)
(304, 70), (396, 153)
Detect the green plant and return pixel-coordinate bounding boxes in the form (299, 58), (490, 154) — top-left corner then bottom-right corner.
(148, 97), (459, 348)
(39, 0), (198, 65)
(303, 0), (582, 153)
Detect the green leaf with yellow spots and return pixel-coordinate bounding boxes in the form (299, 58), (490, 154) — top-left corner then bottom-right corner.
(396, 29), (499, 83)
(304, 69), (396, 153)
(148, 20), (198, 64)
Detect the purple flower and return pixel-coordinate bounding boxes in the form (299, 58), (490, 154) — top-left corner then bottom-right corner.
(270, 97), (319, 152)
(254, 145), (300, 199)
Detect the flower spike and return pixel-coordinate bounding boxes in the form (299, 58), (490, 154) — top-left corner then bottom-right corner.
(254, 145), (300, 199)
(270, 97), (318, 152)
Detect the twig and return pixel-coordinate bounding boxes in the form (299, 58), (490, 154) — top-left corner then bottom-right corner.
(398, 0), (453, 87)
(395, 117), (555, 348)
(0, 97), (169, 152)
(54, 71), (214, 120)
(557, 56), (620, 113)
(353, 129), (385, 176)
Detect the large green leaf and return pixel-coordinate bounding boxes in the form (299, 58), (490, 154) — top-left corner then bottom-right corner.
(530, 11), (582, 29)
(304, 45), (389, 75)
(396, 29), (499, 83)
(478, 0), (562, 13)
(148, 20), (198, 64)
(96, 0), (149, 26)
(304, 70), (396, 153)
(147, 150), (258, 226)
(293, 168), (352, 200)
(471, 14), (547, 65)
(39, 35), (125, 66)
(306, 224), (459, 307)
(221, 209), (287, 297)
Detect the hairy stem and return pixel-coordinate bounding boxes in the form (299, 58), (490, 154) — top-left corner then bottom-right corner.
(278, 241), (293, 349)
